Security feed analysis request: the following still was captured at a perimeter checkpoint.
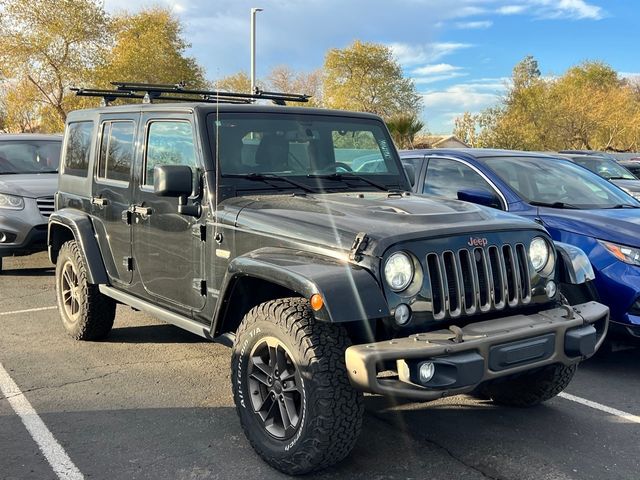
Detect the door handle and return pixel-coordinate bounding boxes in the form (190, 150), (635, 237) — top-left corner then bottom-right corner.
(92, 197), (108, 206)
(131, 205), (153, 216)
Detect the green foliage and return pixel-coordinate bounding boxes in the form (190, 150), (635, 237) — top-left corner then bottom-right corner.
(267, 66), (323, 107)
(386, 114), (425, 149)
(323, 41), (422, 118)
(455, 57), (640, 152)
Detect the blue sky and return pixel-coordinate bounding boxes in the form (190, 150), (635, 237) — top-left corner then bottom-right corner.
(104, 0), (640, 133)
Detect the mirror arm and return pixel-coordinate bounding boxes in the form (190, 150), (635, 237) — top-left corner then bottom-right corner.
(178, 194), (201, 217)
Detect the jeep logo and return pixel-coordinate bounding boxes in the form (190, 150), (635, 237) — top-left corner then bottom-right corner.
(468, 237), (488, 247)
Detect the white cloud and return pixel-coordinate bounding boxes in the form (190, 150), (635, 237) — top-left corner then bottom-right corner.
(528, 0), (605, 20)
(389, 42), (473, 66)
(412, 63), (462, 75)
(497, 5), (529, 15)
(455, 20), (493, 29)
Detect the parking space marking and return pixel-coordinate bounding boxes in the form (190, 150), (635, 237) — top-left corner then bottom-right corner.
(0, 306), (57, 316)
(559, 392), (640, 424)
(0, 362), (84, 480)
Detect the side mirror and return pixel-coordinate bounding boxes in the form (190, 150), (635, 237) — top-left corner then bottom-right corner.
(403, 164), (416, 187)
(457, 188), (502, 209)
(153, 165), (201, 217)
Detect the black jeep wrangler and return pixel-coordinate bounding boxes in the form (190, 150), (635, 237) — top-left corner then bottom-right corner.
(48, 83), (608, 475)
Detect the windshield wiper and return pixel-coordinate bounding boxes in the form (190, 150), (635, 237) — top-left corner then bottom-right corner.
(607, 176), (634, 180)
(529, 201), (580, 209)
(609, 204), (640, 209)
(222, 173), (315, 193)
(307, 173), (389, 192)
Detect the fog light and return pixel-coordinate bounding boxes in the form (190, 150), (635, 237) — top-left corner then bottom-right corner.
(545, 280), (557, 298)
(419, 362), (435, 383)
(394, 303), (411, 326)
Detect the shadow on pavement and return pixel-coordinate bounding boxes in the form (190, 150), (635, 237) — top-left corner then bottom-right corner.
(0, 266), (54, 277)
(107, 324), (207, 344)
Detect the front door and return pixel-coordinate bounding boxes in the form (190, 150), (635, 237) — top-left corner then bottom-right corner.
(91, 116), (138, 285)
(132, 115), (205, 311)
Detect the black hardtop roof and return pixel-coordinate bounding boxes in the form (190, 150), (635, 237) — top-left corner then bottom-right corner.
(0, 133), (62, 141)
(65, 102), (385, 122)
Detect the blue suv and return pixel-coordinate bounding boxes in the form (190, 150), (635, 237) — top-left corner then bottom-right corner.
(400, 148), (640, 340)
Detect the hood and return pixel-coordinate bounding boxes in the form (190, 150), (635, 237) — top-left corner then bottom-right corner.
(232, 192), (543, 255)
(539, 206), (640, 247)
(0, 173), (58, 198)
(611, 179), (640, 193)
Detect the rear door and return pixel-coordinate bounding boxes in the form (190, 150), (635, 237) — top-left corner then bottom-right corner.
(91, 114), (138, 285)
(131, 114), (206, 311)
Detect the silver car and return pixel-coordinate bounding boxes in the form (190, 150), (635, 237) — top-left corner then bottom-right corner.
(0, 134), (61, 271)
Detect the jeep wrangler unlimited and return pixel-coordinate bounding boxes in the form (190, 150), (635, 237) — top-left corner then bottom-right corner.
(49, 83), (608, 475)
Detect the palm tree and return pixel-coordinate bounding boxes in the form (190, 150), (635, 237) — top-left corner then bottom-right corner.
(386, 114), (425, 149)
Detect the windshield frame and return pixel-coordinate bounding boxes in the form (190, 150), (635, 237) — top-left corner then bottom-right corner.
(206, 111), (409, 195)
(0, 139), (62, 174)
(484, 155), (640, 210)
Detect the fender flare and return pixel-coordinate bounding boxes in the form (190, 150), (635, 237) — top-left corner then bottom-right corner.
(554, 241), (595, 285)
(48, 210), (109, 285)
(216, 247), (390, 325)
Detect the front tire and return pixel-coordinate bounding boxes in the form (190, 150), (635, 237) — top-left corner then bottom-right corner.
(55, 240), (116, 340)
(232, 298), (363, 475)
(485, 363), (577, 407)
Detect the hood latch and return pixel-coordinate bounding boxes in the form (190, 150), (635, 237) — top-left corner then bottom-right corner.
(350, 232), (369, 262)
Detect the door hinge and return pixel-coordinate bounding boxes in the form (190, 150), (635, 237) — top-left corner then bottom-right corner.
(192, 224), (206, 241)
(123, 257), (134, 271)
(192, 279), (206, 296)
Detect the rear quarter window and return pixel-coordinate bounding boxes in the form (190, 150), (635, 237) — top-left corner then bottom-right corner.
(63, 121), (94, 177)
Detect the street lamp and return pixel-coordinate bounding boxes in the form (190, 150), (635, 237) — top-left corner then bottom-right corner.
(250, 7), (263, 94)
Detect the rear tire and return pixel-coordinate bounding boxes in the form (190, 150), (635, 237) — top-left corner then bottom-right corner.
(231, 297), (363, 475)
(485, 363), (576, 407)
(55, 240), (116, 340)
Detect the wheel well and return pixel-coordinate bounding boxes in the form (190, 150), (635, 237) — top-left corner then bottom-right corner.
(214, 275), (377, 345)
(215, 276), (303, 337)
(49, 223), (75, 264)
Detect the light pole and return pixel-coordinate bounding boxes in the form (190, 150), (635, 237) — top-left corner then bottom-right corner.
(250, 7), (263, 94)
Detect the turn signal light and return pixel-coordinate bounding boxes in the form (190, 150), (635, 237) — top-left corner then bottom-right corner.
(310, 294), (324, 311)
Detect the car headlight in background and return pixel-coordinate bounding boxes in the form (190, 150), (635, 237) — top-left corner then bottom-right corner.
(598, 240), (640, 266)
(529, 237), (550, 271)
(0, 193), (24, 210)
(384, 252), (414, 291)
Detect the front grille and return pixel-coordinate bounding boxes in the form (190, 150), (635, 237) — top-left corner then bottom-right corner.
(426, 244), (531, 320)
(36, 196), (55, 218)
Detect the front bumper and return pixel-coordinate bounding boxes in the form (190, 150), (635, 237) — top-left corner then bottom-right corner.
(345, 301), (609, 400)
(0, 198), (49, 257)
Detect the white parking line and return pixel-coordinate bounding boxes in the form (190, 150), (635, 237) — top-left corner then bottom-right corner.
(0, 306), (57, 316)
(559, 392), (640, 424)
(0, 362), (84, 480)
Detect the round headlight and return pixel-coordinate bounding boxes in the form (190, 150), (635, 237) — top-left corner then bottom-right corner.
(384, 252), (414, 292)
(529, 237), (550, 271)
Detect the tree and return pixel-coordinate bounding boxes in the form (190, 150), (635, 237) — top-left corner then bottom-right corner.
(267, 66), (323, 106)
(323, 41), (421, 118)
(94, 7), (206, 89)
(0, 0), (111, 130)
(453, 112), (479, 147)
(386, 114), (425, 149)
(512, 55), (540, 90)
(213, 72), (252, 93)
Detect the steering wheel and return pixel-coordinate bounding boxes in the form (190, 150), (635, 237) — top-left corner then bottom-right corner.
(334, 162), (353, 173)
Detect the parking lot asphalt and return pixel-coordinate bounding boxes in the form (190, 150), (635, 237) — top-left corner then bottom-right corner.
(1, 253), (639, 480)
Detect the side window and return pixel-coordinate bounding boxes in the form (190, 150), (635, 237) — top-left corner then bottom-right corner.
(401, 157), (423, 188)
(97, 121), (135, 183)
(144, 121), (197, 187)
(424, 158), (494, 200)
(63, 121), (94, 177)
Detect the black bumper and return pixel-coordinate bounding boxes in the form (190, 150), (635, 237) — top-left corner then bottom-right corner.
(345, 301), (609, 400)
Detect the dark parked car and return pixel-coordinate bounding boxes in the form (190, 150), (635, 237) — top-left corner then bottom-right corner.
(556, 153), (640, 200)
(48, 84), (608, 474)
(0, 133), (61, 271)
(618, 159), (640, 179)
(400, 148), (640, 340)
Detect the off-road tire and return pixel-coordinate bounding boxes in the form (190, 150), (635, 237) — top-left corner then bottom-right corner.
(231, 297), (363, 475)
(55, 240), (115, 340)
(485, 363), (577, 407)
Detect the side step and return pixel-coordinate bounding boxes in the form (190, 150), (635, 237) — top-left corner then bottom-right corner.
(99, 285), (213, 340)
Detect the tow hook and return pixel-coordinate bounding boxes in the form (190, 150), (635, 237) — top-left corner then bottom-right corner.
(559, 293), (575, 319)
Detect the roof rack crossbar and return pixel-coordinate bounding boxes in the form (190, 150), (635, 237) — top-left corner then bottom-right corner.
(71, 87), (252, 105)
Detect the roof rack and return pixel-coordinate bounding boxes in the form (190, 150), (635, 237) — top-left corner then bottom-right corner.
(71, 81), (310, 106)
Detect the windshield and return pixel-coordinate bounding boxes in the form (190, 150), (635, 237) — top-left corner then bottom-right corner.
(570, 156), (636, 180)
(209, 112), (404, 192)
(484, 156), (639, 209)
(0, 140), (61, 174)
(621, 163), (640, 179)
